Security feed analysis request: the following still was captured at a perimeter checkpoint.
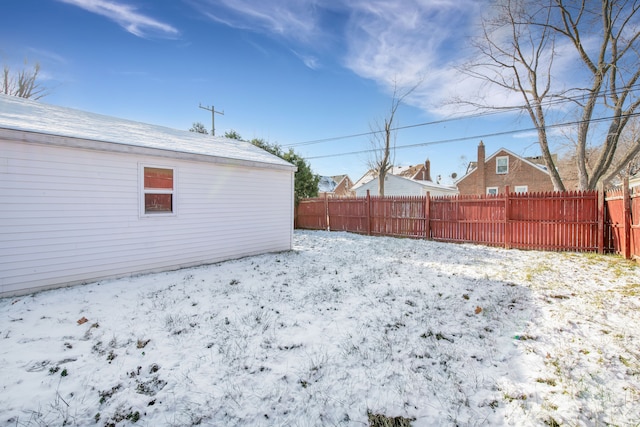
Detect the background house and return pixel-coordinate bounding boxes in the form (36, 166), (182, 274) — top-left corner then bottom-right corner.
(456, 141), (554, 195)
(0, 95), (296, 297)
(353, 159), (434, 188)
(352, 159), (458, 197)
(318, 175), (354, 197)
(353, 173), (458, 197)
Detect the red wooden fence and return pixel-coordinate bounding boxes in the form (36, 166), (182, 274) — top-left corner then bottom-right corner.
(603, 182), (640, 259)
(296, 187), (638, 255)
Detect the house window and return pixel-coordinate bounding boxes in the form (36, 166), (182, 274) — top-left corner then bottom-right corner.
(141, 166), (175, 215)
(514, 185), (528, 193)
(486, 187), (499, 195)
(496, 156), (509, 174)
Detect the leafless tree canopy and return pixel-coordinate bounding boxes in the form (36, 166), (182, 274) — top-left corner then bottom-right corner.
(2, 62), (47, 100)
(461, 0), (640, 190)
(368, 81), (420, 196)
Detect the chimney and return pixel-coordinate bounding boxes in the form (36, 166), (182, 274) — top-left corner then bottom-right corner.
(477, 141), (486, 193)
(424, 159), (432, 181)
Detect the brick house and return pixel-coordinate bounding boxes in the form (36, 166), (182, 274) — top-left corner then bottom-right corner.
(456, 141), (554, 195)
(318, 175), (354, 197)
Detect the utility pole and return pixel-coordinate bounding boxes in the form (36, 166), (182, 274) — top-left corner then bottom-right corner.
(199, 103), (224, 136)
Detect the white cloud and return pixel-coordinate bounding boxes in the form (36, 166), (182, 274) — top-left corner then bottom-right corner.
(185, 0), (587, 119)
(291, 50), (320, 70)
(57, 0), (179, 38)
(341, 0), (491, 113)
(189, 0), (324, 43)
(188, 0), (482, 91)
(26, 48), (68, 65)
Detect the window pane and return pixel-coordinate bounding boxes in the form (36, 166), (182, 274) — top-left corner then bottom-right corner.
(144, 167), (173, 189)
(145, 194), (173, 213)
(496, 157), (508, 174)
(515, 186), (528, 193)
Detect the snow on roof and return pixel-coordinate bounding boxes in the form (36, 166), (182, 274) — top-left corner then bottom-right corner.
(358, 173), (458, 193)
(352, 165), (423, 189)
(0, 95), (295, 170)
(318, 176), (338, 192)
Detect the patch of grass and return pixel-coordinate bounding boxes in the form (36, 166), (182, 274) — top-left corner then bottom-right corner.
(619, 355), (631, 367)
(544, 416), (561, 427)
(536, 377), (557, 387)
(136, 376), (166, 396)
(523, 263), (553, 282)
(99, 384), (122, 405)
(104, 407), (141, 426)
(503, 392), (528, 402)
(420, 330), (454, 342)
(578, 252), (639, 277)
(367, 411), (414, 427)
(609, 283), (640, 297)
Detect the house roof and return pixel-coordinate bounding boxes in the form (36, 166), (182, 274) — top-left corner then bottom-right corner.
(396, 164), (423, 179)
(357, 173), (458, 194)
(318, 176), (338, 192)
(0, 95), (295, 171)
(353, 164), (425, 189)
(331, 175), (350, 185)
(318, 175), (353, 193)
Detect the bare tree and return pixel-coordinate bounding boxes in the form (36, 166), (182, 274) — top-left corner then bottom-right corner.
(461, 0), (640, 190)
(2, 61), (47, 100)
(368, 81), (419, 196)
(604, 116), (640, 183)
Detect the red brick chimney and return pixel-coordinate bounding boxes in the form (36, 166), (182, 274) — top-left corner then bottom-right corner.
(477, 141), (485, 193)
(423, 158), (432, 181)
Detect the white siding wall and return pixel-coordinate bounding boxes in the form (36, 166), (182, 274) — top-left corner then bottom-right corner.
(354, 175), (458, 197)
(354, 175), (424, 197)
(1, 139), (294, 296)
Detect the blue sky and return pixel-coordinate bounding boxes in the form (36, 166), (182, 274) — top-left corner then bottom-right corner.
(2, 0), (553, 184)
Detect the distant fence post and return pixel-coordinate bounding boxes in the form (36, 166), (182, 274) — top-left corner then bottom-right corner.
(324, 192), (330, 231)
(504, 186), (511, 249)
(598, 183), (605, 254)
(365, 190), (371, 236)
(425, 192), (431, 240)
(623, 177), (631, 259)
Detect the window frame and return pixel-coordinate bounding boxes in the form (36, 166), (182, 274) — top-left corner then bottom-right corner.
(139, 164), (177, 217)
(514, 185), (528, 194)
(486, 187), (499, 195)
(496, 156), (509, 174)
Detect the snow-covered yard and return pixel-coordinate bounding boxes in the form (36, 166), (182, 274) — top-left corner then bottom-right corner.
(1, 230), (639, 426)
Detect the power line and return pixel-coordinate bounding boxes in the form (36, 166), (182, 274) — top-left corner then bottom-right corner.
(283, 109), (506, 147)
(283, 84), (640, 148)
(305, 112), (640, 160)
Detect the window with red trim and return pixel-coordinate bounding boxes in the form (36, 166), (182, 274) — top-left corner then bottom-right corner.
(143, 167), (174, 214)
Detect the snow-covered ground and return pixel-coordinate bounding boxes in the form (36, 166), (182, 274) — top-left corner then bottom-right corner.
(1, 230), (639, 426)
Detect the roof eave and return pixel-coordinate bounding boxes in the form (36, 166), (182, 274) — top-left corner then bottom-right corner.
(0, 128), (297, 172)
